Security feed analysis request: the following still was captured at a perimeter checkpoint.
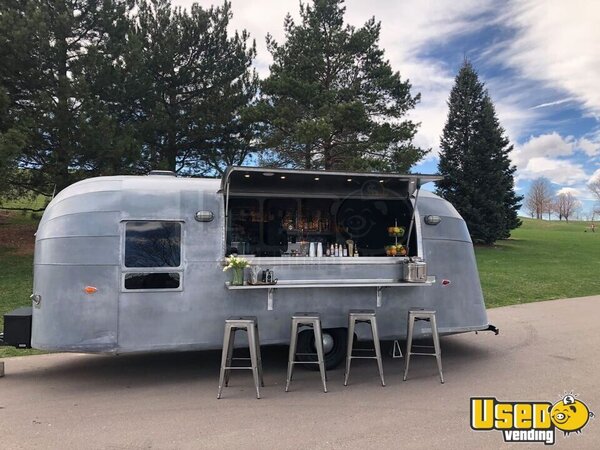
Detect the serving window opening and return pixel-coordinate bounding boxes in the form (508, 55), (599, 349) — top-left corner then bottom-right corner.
(226, 196), (417, 257)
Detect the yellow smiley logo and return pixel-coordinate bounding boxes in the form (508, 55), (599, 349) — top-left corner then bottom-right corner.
(550, 395), (594, 435)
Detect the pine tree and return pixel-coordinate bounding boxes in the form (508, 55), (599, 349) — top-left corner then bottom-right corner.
(129, 0), (259, 175)
(255, 0), (426, 171)
(436, 61), (522, 244)
(0, 0), (136, 195)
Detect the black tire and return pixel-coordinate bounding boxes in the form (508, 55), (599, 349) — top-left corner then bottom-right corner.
(296, 327), (347, 370)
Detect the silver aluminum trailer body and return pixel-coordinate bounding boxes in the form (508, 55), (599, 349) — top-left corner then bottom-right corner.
(31, 171), (490, 357)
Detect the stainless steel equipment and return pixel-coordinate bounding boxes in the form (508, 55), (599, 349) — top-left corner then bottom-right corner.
(402, 257), (427, 282)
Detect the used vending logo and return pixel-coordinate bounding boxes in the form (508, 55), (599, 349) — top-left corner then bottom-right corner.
(470, 393), (594, 445)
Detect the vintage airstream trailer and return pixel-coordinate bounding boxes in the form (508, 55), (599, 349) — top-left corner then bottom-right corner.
(26, 166), (494, 368)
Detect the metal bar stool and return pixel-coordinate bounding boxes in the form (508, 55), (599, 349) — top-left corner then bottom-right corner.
(285, 312), (327, 393)
(344, 309), (385, 386)
(217, 316), (264, 399)
(403, 308), (444, 383)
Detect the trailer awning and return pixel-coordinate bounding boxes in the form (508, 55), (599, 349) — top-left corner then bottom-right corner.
(220, 166), (443, 199)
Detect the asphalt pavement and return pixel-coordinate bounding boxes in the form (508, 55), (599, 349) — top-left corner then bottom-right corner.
(1, 295), (599, 449)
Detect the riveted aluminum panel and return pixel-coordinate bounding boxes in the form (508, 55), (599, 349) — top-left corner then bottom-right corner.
(36, 211), (121, 240)
(35, 236), (120, 265)
(31, 265), (119, 352)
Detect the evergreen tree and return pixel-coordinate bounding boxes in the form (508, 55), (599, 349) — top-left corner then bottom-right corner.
(255, 0), (426, 171)
(0, 0), (137, 195)
(0, 87), (26, 198)
(129, 0), (259, 175)
(436, 61), (522, 244)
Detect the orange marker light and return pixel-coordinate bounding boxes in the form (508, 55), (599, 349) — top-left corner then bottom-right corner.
(84, 286), (98, 294)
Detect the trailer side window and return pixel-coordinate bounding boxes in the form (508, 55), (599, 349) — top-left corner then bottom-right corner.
(123, 221), (183, 291)
(125, 221), (181, 267)
(124, 273), (180, 290)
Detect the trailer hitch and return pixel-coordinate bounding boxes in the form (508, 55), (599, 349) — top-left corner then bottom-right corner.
(475, 324), (499, 335)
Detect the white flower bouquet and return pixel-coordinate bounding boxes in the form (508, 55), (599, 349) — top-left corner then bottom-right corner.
(222, 255), (250, 272)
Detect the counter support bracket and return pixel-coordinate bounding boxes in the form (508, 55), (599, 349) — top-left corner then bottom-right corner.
(267, 288), (275, 311)
(376, 286), (383, 308)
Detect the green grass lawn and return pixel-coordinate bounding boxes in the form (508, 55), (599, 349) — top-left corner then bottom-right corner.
(1, 214), (599, 357)
(475, 218), (600, 308)
(0, 210), (42, 357)
(0, 249), (41, 357)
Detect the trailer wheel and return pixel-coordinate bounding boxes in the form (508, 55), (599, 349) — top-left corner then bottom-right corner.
(296, 327), (347, 370)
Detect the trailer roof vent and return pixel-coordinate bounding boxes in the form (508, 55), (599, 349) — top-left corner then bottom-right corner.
(148, 170), (176, 177)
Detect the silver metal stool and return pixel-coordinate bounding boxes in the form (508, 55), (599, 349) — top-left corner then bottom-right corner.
(217, 316), (264, 399)
(403, 308), (444, 383)
(285, 312), (327, 393)
(344, 309), (385, 386)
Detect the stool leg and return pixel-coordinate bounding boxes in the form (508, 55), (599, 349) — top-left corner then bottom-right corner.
(285, 320), (299, 392)
(247, 325), (261, 399)
(344, 316), (355, 386)
(217, 323), (233, 399)
(403, 314), (414, 381)
(254, 322), (265, 387)
(431, 315), (444, 384)
(224, 326), (236, 387)
(370, 317), (385, 387)
(313, 320), (328, 393)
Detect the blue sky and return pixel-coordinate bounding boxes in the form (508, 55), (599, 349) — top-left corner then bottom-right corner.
(175, 0), (600, 217)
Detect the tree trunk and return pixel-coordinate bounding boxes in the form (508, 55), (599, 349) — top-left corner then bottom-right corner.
(323, 143), (332, 170)
(304, 147), (312, 170)
(55, 28), (71, 193)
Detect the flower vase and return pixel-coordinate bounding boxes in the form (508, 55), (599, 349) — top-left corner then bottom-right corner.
(231, 267), (244, 286)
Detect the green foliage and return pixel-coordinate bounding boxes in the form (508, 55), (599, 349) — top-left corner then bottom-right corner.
(475, 218), (600, 308)
(436, 61), (522, 244)
(0, 0), (138, 195)
(129, 0), (259, 175)
(0, 0), (259, 199)
(255, 0), (426, 171)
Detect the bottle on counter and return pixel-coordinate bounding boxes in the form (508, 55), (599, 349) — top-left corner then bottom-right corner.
(343, 246), (348, 257)
(334, 243), (339, 257)
(354, 247), (359, 257)
(326, 245), (331, 257)
(309, 242), (316, 257)
(317, 242), (323, 257)
(330, 243), (335, 256)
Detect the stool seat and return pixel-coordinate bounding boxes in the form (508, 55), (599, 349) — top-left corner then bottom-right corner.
(225, 316), (258, 323)
(291, 312), (320, 319)
(286, 313), (327, 393)
(217, 316), (264, 399)
(409, 309), (436, 316)
(403, 308), (443, 384)
(344, 310), (385, 387)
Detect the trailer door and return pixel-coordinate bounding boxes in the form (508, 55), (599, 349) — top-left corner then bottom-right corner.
(117, 220), (185, 350)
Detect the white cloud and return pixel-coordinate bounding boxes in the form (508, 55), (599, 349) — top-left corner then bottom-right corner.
(530, 98), (575, 110)
(511, 132), (575, 167)
(556, 187), (578, 195)
(578, 138), (600, 157)
(518, 157), (587, 185)
(589, 169), (600, 184)
(497, 0), (600, 118)
(555, 184), (599, 202)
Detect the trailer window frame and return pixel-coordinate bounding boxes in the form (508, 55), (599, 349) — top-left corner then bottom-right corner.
(120, 220), (184, 292)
